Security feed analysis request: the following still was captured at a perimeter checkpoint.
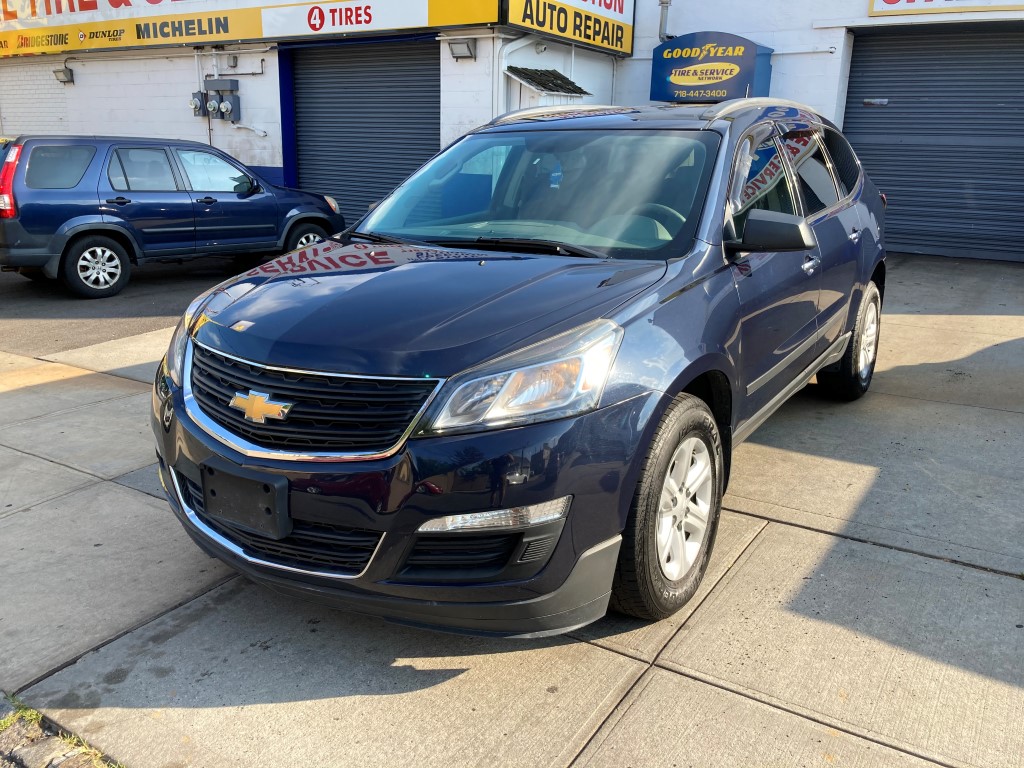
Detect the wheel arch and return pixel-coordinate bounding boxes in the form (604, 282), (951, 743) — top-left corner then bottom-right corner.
(279, 214), (332, 251)
(44, 225), (141, 278)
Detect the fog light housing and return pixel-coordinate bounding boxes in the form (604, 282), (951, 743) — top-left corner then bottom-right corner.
(418, 496), (572, 532)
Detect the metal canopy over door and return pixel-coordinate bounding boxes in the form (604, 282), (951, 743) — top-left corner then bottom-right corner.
(291, 41), (440, 225)
(843, 26), (1024, 262)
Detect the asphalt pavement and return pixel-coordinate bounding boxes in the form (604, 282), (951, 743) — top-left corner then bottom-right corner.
(0, 254), (1021, 768)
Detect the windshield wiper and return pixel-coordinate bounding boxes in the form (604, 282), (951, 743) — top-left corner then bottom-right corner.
(335, 230), (406, 245)
(428, 237), (607, 260)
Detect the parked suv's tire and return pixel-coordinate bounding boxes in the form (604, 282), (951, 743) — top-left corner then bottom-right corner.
(817, 281), (881, 401)
(285, 222), (328, 252)
(62, 236), (130, 299)
(611, 393), (723, 620)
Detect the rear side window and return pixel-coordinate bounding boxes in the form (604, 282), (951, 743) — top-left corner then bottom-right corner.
(822, 128), (861, 198)
(784, 131), (840, 216)
(111, 148), (178, 192)
(25, 145), (96, 189)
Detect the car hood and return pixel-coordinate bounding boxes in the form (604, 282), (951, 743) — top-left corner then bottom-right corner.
(193, 241), (665, 377)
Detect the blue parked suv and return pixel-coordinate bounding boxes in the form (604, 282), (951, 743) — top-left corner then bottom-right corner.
(0, 136), (345, 298)
(152, 99), (886, 636)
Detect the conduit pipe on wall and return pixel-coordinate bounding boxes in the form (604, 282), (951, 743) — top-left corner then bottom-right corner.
(659, 0), (673, 42)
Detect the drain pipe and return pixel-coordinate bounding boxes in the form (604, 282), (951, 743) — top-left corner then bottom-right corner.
(659, 0), (674, 42)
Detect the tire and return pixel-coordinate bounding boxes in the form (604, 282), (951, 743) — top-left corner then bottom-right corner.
(284, 222), (328, 252)
(611, 393), (724, 620)
(816, 281), (881, 401)
(61, 236), (130, 299)
(16, 267), (48, 281)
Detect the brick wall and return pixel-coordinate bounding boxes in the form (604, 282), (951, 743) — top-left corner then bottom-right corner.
(0, 56), (70, 135)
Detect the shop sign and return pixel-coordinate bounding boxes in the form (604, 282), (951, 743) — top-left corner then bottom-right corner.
(506, 0), (636, 55)
(651, 32), (771, 103)
(870, 0), (1024, 15)
(0, 0), (499, 58)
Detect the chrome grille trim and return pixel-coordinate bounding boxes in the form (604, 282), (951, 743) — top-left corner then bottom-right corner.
(183, 340), (445, 462)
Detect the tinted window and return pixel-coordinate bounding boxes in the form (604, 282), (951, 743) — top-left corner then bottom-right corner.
(176, 150), (251, 193)
(822, 128), (860, 198)
(114, 148), (177, 192)
(784, 132), (840, 215)
(108, 152), (128, 191)
(25, 145), (96, 189)
(729, 136), (797, 240)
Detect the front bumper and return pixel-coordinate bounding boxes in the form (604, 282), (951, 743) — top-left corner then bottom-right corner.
(153, 367), (661, 636)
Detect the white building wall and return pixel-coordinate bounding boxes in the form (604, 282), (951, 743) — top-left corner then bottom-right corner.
(0, 47), (282, 173)
(0, 55), (70, 135)
(616, 0), (1024, 124)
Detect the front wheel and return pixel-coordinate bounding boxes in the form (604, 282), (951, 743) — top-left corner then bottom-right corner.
(817, 281), (881, 401)
(611, 394), (723, 620)
(61, 236), (130, 298)
(284, 222), (328, 252)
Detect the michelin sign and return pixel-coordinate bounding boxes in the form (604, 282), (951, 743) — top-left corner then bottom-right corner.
(651, 31), (772, 103)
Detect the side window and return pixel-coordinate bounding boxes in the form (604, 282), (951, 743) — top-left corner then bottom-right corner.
(783, 131), (840, 216)
(176, 150), (251, 193)
(25, 145), (96, 189)
(729, 135), (797, 241)
(114, 148), (178, 192)
(822, 128), (861, 198)
(108, 152), (128, 191)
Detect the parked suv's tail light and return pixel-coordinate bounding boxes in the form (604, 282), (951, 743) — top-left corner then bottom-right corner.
(0, 144), (20, 219)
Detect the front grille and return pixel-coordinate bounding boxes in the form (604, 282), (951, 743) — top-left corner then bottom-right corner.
(189, 343), (439, 454)
(177, 471), (381, 576)
(401, 533), (519, 578)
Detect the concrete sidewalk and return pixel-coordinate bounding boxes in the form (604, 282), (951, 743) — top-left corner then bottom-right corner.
(1, 255), (1022, 767)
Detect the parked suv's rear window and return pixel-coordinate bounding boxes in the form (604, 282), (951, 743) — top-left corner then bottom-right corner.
(25, 145), (96, 189)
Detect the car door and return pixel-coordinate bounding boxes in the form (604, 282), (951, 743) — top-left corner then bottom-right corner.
(172, 148), (279, 253)
(728, 127), (822, 424)
(101, 146), (196, 257)
(781, 126), (860, 350)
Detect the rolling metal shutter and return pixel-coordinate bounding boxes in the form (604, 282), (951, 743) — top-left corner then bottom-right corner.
(292, 42), (440, 224)
(843, 27), (1024, 262)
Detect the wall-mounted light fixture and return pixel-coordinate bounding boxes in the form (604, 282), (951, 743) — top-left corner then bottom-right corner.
(53, 67), (74, 83)
(447, 39), (476, 61)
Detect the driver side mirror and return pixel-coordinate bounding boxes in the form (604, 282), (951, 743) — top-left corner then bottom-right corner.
(726, 209), (816, 253)
(235, 176), (260, 196)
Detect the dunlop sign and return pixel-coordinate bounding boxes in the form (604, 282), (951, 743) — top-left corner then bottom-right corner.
(507, 0), (635, 55)
(650, 31), (769, 104)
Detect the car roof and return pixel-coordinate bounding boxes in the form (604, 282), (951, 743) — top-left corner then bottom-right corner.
(10, 135), (213, 148)
(476, 98), (828, 135)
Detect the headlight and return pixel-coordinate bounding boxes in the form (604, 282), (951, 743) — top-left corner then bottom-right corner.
(164, 279), (259, 387)
(422, 320), (623, 434)
(324, 195), (340, 214)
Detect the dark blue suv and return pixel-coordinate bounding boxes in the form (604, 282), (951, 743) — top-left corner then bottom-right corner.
(152, 99), (886, 636)
(0, 136), (345, 298)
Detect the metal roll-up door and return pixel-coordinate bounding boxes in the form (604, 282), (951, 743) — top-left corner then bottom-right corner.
(292, 41), (440, 224)
(843, 27), (1024, 262)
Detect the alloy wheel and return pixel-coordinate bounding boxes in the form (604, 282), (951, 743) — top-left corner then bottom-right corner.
(656, 436), (713, 581)
(76, 246), (123, 289)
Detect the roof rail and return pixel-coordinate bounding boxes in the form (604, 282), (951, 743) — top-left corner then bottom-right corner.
(487, 104), (624, 126)
(699, 97), (820, 124)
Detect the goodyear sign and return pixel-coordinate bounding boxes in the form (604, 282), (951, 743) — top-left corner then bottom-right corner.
(507, 0), (635, 55)
(0, 0), (498, 58)
(651, 31), (772, 103)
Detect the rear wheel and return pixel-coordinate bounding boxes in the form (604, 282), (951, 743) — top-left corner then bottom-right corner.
(61, 236), (130, 298)
(285, 222), (328, 252)
(611, 394), (723, 620)
(817, 281), (881, 401)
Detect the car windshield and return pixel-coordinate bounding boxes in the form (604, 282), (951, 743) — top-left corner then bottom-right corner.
(358, 129), (720, 260)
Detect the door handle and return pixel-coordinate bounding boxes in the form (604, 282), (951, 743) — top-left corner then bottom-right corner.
(105, 197), (131, 205)
(849, 228), (863, 243)
(801, 255), (820, 275)
(196, 197), (217, 205)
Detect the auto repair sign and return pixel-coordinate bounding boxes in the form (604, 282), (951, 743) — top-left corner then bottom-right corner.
(651, 32), (759, 103)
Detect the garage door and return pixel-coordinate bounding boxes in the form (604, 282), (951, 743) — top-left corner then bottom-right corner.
(292, 41), (440, 225)
(843, 27), (1024, 262)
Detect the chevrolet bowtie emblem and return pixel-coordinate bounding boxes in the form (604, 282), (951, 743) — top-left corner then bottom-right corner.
(228, 390), (294, 424)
